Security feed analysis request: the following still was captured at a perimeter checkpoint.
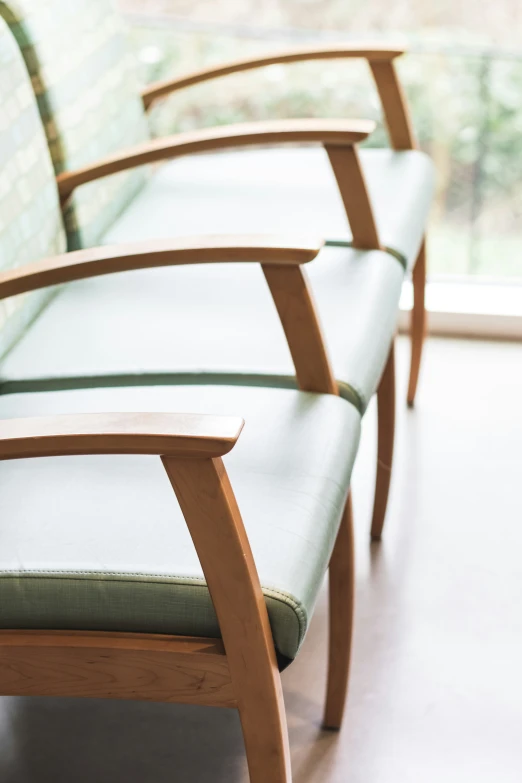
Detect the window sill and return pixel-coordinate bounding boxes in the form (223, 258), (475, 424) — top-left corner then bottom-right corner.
(398, 279), (522, 340)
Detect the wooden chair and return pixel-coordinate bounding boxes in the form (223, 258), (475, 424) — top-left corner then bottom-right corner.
(0, 408), (356, 783)
(0, 5), (434, 538)
(0, 232), (363, 783)
(0, 21), (375, 778)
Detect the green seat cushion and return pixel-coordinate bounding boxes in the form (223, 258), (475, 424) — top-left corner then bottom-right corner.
(0, 384), (360, 663)
(0, 245), (404, 413)
(103, 147), (434, 272)
(0, 17), (65, 359)
(0, 0), (149, 249)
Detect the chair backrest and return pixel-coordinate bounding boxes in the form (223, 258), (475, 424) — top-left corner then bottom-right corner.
(0, 16), (66, 359)
(0, 0), (150, 250)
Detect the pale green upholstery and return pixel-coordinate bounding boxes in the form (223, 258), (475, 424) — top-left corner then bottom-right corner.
(0, 384), (361, 663)
(0, 0), (148, 249)
(0, 246), (404, 413)
(0, 17), (65, 360)
(122, 147), (433, 271)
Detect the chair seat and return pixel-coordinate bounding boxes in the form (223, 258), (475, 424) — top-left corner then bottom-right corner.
(0, 245), (403, 412)
(104, 147), (435, 271)
(0, 384), (360, 663)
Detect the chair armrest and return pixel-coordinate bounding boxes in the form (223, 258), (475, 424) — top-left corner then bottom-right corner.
(0, 412), (243, 461)
(56, 119), (379, 251)
(0, 235), (323, 299)
(141, 42), (404, 105)
(0, 233), (335, 395)
(140, 42), (415, 150)
(56, 118), (375, 201)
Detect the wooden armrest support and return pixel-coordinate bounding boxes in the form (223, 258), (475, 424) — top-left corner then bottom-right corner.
(0, 235), (323, 299)
(0, 412), (244, 460)
(141, 42), (406, 107)
(56, 118), (375, 200)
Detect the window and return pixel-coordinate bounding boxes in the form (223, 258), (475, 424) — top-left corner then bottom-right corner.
(121, 0), (522, 288)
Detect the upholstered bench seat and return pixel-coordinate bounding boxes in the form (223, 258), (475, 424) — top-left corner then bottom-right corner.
(0, 384), (360, 664)
(0, 246), (403, 413)
(103, 147), (434, 272)
(0, 144), (433, 412)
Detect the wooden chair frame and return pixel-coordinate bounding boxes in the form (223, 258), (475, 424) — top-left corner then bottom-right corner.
(54, 120), (394, 538)
(0, 235), (354, 782)
(138, 42), (426, 406)
(69, 40), (425, 406)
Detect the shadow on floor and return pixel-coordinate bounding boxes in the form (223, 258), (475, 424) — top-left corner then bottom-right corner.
(0, 696), (247, 783)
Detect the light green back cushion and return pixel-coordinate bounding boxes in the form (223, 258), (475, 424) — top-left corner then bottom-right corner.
(0, 0), (149, 250)
(0, 17), (65, 359)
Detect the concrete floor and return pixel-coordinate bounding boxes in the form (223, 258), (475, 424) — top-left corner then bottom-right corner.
(1, 336), (521, 782)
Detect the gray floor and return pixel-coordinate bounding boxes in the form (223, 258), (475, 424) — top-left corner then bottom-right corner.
(1, 336), (521, 782)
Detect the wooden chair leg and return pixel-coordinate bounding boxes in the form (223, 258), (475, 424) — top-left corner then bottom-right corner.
(239, 684), (292, 783)
(164, 456), (292, 783)
(407, 237), (427, 407)
(370, 341), (396, 541)
(323, 493), (355, 730)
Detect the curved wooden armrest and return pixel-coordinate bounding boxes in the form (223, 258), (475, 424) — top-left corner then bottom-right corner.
(140, 41), (415, 150)
(141, 42), (405, 107)
(0, 412), (243, 461)
(56, 118), (375, 201)
(0, 232), (335, 395)
(0, 235), (323, 300)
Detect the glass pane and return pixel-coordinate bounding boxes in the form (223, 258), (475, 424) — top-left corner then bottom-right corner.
(120, 0), (522, 281)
